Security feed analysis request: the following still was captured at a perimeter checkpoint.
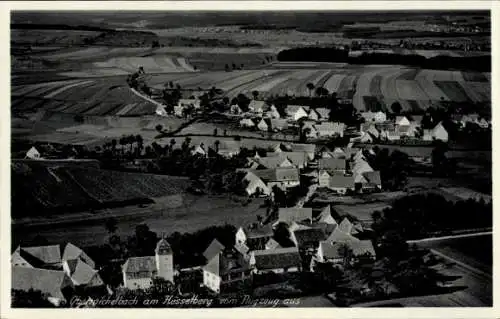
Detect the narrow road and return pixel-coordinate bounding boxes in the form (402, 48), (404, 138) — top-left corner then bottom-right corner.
(406, 230), (492, 244)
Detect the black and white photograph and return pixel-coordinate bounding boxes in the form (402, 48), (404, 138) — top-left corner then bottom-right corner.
(6, 3), (494, 312)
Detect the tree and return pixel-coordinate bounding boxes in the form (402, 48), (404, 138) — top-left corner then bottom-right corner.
(213, 128), (218, 136)
(214, 140), (220, 153)
(105, 217), (118, 234)
(155, 124), (163, 133)
(225, 64), (230, 72)
(252, 90), (259, 100)
(306, 82), (315, 97)
(391, 102), (402, 114)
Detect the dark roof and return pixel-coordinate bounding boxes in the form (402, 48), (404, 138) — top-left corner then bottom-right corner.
(363, 171), (381, 186)
(122, 256), (156, 274)
(244, 224), (274, 239)
(19, 245), (62, 266)
(203, 248), (251, 276)
(278, 207), (313, 223)
(12, 266), (71, 301)
(253, 247), (301, 270)
(293, 228), (328, 247)
(329, 175), (355, 189)
(321, 240), (376, 259)
(324, 226), (360, 243)
(319, 158), (346, 171)
(71, 259), (103, 286)
(203, 239), (225, 261)
(251, 168), (299, 182)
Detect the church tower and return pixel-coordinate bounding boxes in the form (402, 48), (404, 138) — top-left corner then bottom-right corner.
(155, 238), (174, 284)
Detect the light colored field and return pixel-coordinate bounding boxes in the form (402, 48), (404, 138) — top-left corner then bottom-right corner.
(396, 79), (429, 100)
(93, 56), (195, 73)
(324, 74), (347, 93)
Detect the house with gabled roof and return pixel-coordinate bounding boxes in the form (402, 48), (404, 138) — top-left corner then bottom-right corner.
(318, 170), (332, 187)
(217, 140), (241, 158)
(423, 122), (449, 142)
(12, 266), (74, 306)
(192, 143), (207, 157)
(270, 119), (288, 131)
(324, 226), (360, 244)
(235, 224), (274, 251)
(286, 105), (309, 121)
(308, 109), (320, 121)
(250, 247), (302, 274)
(315, 122), (345, 138)
(361, 111), (386, 123)
(249, 100), (266, 114)
(242, 171), (270, 196)
(277, 207), (313, 225)
(267, 151), (309, 169)
(25, 146), (42, 160)
(395, 115), (411, 127)
(338, 217), (354, 234)
(202, 239), (252, 294)
(265, 238), (282, 250)
(156, 105), (168, 117)
(122, 239), (174, 290)
(291, 227), (328, 250)
(316, 240), (376, 264)
(316, 206), (337, 225)
(328, 175), (355, 194)
(240, 118), (255, 128)
(319, 158), (347, 174)
(290, 143), (316, 160)
(249, 167), (300, 190)
(315, 108), (330, 121)
(257, 118), (269, 131)
(267, 105), (281, 119)
(251, 156), (294, 170)
(361, 171), (382, 191)
(230, 104), (243, 114)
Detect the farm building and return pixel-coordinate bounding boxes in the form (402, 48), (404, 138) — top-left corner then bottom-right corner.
(265, 238), (282, 250)
(202, 239), (252, 294)
(316, 206), (337, 225)
(217, 140), (241, 158)
(250, 247), (302, 274)
(242, 171), (270, 196)
(192, 144), (207, 156)
(267, 151), (309, 169)
(333, 202), (392, 226)
(12, 243), (103, 289)
(316, 240), (376, 264)
(291, 227), (329, 250)
(155, 105), (168, 117)
(324, 227), (360, 244)
(318, 170), (332, 187)
(328, 175), (356, 194)
(321, 147), (346, 159)
(289, 143), (316, 160)
(25, 146), (41, 159)
(380, 130), (401, 141)
(277, 207), (313, 225)
(308, 109), (320, 121)
(318, 158), (347, 173)
(174, 104), (184, 117)
(249, 100), (266, 114)
(11, 266), (74, 306)
(240, 118), (255, 128)
(230, 104), (243, 114)
(270, 119), (288, 131)
(361, 111), (386, 123)
(249, 155), (293, 169)
(249, 167), (300, 190)
(286, 105), (309, 121)
(315, 108), (330, 121)
(423, 122), (449, 142)
(122, 239), (174, 290)
(265, 105), (281, 119)
(361, 171), (382, 191)
(315, 122), (345, 138)
(395, 116), (411, 127)
(235, 224), (274, 251)
(257, 118), (269, 131)
(178, 99), (201, 110)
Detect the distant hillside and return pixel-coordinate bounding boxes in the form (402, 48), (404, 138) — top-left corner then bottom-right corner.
(11, 163), (190, 218)
(11, 23), (114, 32)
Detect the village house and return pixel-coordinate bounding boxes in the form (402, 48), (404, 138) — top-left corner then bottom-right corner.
(324, 226), (360, 244)
(315, 108), (330, 121)
(308, 109), (320, 121)
(25, 146), (41, 159)
(235, 224), (274, 251)
(318, 158), (347, 174)
(230, 104), (243, 114)
(155, 105), (168, 117)
(122, 239), (174, 290)
(395, 115), (411, 127)
(240, 118), (255, 128)
(315, 122), (345, 138)
(249, 155), (294, 169)
(380, 129), (401, 141)
(216, 140), (241, 158)
(250, 247), (302, 274)
(328, 175), (356, 194)
(12, 243), (103, 288)
(192, 143), (207, 157)
(316, 240), (376, 265)
(202, 239), (252, 294)
(276, 207), (313, 225)
(257, 118), (269, 131)
(360, 171), (382, 191)
(265, 238), (282, 250)
(286, 105), (309, 121)
(267, 151), (309, 169)
(423, 122), (449, 142)
(178, 98), (201, 110)
(266, 105), (281, 119)
(270, 119), (288, 132)
(249, 100), (266, 114)
(361, 123), (380, 139)
(321, 147), (346, 159)
(11, 266), (74, 306)
(291, 227), (328, 251)
(174, 104), (184, 117)
(290, 143), (316, 161)
(318, 170), (332, 187)
(242, 171), (270, 196)
(249, 167), (300, 190)
(315, 206), (337, 225)
(361, 111), (387, 123)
